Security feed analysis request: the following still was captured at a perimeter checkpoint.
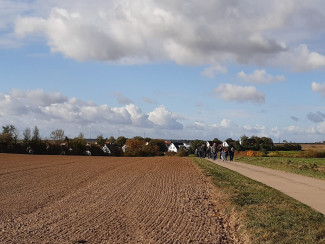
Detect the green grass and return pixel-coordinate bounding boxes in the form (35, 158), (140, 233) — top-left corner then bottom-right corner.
(235, 156), (325, 180)
(192, 157), (325, 244)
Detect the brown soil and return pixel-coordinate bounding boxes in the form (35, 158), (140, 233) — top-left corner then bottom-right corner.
(0, 154), (242, 243)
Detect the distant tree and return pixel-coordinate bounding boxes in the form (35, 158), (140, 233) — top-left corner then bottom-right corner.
(226, 138), (234, 144)
(32, 126), (41, 142)
(124, 139), (146, 156)
(0, 125), (18, 152)
(2, 125), (18, 144)
(30, 126), (46, 154)
(148, 139), (167, 155)
(116, 136), (127, 147)
(50, 129), (65, 141)
(260, 137), (274, 151)
(96, 134), (106, 146)
(23, 127), (31, 145)
(213, 138), (222, 145)
(70, 135), (87, 155)
(190, 139), (205, 154)
(133, 136), (145, 141)
(108, 136), (116, 144)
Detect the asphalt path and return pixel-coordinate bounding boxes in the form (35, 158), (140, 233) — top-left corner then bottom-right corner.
(208, 158), (325, 215)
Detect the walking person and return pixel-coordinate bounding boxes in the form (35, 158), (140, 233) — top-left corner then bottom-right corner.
(229, 146), (235, 161)
(218, 144), (223, 159)
(199, 144), (206, 158)
(211, 143), (217, 160)
(221, 148), (226, 161)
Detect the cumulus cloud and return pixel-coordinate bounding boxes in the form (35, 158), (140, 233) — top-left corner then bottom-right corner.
(0, 89), (183, 136)
(189, 119), (281, 141)
(214, 84), (265, 104)
(238, 69), (285, 84)
(312, 81), (325, 96)
(201, 64), (227, 79)
(3, 1), (324, 69)
(276, 44), (325, 71)
(148, 105), (183, 130)
(11, 1), (292, 65)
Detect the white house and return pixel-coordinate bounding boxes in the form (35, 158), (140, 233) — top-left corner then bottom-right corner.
(168, 142), (186, 153)
(222, 141), (229, 147)
(102, 144), (111, 154)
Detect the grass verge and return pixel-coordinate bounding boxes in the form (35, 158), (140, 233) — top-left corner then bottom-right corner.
(192, 157), (325, 244)
(235, 156), (325, 180)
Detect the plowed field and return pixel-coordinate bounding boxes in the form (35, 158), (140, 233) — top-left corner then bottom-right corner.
(0, 154), (241, 243)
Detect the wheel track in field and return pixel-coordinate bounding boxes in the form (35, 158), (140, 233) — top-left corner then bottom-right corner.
(0, 155), (241, 243)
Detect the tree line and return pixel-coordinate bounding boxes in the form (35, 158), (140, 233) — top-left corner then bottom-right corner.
(0, 124), (167, 156)
(0, 124), (301, 157)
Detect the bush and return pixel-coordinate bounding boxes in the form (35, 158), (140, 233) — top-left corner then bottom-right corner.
(124, 139), (163, 157)
(237, 150), (264, 157)
(177, 148), (189, 157)
(298, 150), (325, 158)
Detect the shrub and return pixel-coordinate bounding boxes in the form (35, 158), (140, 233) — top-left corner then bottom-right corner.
(237, 150), (264, 157)
(298, 150), (325, 158)
(177, 148), (189, 157)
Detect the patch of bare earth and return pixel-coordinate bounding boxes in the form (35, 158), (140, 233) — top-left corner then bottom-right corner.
(0, 154), (243, 243)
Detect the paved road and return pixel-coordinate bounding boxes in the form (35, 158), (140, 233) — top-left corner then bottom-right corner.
(208, 159), (325, 215)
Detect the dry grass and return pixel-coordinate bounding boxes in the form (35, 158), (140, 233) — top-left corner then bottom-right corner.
(300, 143), (325, 151)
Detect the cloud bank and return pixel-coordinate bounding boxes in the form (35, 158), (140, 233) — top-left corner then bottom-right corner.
(1, 89), (324, 142)
(0, 89), (182, 137)
(10, 0), (325, 70)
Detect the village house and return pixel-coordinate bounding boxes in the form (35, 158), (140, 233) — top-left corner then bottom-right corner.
(168, 142), (187, 153)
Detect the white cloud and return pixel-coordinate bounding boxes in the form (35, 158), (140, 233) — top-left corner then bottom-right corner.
(238, 69), (285, 84)
(125, 104), (153, 127)
(0, 90), (183, 137)
(10, 1), (289, 65)
(276, 44), (325, 71)
(188, 119), (281, 141)
(3, 1), (324, 70)
(214, 84), (265, 104)
(201, 64), (227, 79)
(148, 105), (183, 130)
(312, 81), (325, 96)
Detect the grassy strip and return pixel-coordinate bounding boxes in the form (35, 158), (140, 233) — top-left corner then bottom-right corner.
(235, 156), (325, 180)
(192, 157), (325, 244)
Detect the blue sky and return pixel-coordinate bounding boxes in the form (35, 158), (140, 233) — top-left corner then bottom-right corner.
(1, 0), (325, 142)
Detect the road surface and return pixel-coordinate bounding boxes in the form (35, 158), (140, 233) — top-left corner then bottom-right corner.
(209, 158), (325, 215)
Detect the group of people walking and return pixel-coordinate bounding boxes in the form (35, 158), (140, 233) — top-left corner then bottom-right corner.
(195, 142), (235, 161)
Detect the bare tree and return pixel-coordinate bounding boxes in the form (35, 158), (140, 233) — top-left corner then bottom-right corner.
(50, 129), (65, 141)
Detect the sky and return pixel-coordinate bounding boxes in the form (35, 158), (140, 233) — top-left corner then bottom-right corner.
(1, 0), (325, 142)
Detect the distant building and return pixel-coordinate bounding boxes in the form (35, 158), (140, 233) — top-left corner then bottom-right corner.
(168, 142), (186, 153)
